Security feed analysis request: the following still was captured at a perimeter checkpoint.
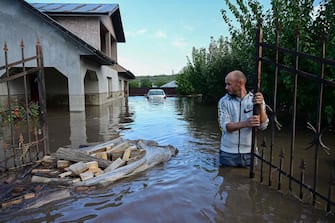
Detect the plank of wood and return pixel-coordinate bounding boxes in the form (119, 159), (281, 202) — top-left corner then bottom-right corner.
(79, 171), (94, 181)
(52, 147), (112, 169)
(59, 171), (72, 178)
(79, 137), (123, 154)
(69, 162), (88, 175)
(122, 148), (131, 161)
(109, 141), (130, 153)
(31, 176), (72, 186)
(104, 158), (126, 172)
(57, 160), (71, 169)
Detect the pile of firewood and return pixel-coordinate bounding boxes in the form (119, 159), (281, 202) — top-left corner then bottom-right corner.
(1, 137), (178, 209)
(0, 137), (146, 208)
(31, 138), (146, 185)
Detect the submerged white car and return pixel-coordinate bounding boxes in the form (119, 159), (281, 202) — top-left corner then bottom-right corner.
(145, 89), (167, 100)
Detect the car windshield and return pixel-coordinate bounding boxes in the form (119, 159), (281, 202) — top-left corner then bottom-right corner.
(148, 90), (164, 95)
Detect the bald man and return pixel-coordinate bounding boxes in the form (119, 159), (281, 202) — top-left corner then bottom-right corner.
(218, 70), (269, 167)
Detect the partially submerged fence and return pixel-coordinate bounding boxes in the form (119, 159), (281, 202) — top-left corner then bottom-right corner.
(0, 39), (48, 172)
(250, 25), (335, 212)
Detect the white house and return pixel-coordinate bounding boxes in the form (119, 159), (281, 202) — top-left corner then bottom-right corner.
(0, 0), (135, 112)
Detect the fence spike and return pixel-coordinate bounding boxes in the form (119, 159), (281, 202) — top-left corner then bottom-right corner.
(36, 36), (41, 45)
(20, 39), (25, 49)
(299, 159), (306, 170)
(3, 41), (8, 52)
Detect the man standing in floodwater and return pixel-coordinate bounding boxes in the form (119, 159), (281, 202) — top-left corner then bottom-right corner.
(218, 70), (269, 167)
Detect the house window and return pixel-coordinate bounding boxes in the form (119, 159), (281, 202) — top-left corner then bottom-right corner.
(119, 80), (122, 96)
(108, 77), (112, 97)
(100, 23), (109, 56)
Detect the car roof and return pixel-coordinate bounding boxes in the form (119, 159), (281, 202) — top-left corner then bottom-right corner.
(148, 89), (164, 92)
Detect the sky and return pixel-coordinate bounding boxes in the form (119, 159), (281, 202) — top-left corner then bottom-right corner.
(25, 0), (272, 76)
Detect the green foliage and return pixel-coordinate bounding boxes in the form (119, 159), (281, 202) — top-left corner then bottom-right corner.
(178, 0), (335, 124)
(176, 36), (237, 99)
(0, 101), (40, 125)
(129, 75), (176, 88)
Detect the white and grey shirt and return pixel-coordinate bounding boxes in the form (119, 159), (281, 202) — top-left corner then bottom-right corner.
(218, 92), (268, 154)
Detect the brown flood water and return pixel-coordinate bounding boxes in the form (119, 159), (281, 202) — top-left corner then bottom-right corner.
(1, 96), (334, 222)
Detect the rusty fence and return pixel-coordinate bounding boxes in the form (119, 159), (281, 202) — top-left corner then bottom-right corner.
(0, 39), (48, 173)
(250, 25), (335, 212)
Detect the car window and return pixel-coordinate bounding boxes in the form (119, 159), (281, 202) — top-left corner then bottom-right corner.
(148, 90), (165, 95)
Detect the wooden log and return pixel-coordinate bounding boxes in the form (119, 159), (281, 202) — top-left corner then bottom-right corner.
(52, 147), (112, 169)
(122, 148), (131, 161)
(1, 197), (23, 208)
(80, 137), (123, 154)
(124, 149), (146, 164)
(86, 161), (98, 170)
(24, 193), (36, 200)
(94, 151), (108, 160)
(31, 176), (72, 186)
(109, 141), (130, 153)
(31, 169), (54, 174)
(108, 150), (124, 161)
(104, 157), (126, 172)
(79, 171), (94, 181)
(57, 160), (71, 169)
(59, 171), (72, 178)
(72, 178), (81, 183)
(41, 155), (56, 168)
(93, 168), (104, 176)
(69, 162), (88, 176)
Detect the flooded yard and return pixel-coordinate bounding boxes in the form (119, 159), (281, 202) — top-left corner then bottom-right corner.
(1, 96), (334, 222)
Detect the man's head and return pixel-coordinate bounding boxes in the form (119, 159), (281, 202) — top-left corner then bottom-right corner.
(225, 70), (247, 97)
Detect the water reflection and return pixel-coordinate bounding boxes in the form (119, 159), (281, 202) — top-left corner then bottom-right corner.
(1, 96), (334, 222)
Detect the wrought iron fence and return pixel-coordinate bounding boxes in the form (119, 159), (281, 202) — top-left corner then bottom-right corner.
(250, 24), (335, 212)
(0, 39), (48, 172)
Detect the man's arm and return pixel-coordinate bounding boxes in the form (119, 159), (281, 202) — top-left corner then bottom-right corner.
(226, 116), (261, 132)
(226, 92), (268, 132)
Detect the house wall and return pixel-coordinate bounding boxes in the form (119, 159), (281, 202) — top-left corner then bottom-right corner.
(80, 59), (124, 105)
(0, 0), (90, 111)
(52, 16), (100, 50)
(53, 16), (118, 61)
(0, 0), (129, 112)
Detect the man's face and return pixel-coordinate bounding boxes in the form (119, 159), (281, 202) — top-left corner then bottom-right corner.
(225, 74), (240, 96)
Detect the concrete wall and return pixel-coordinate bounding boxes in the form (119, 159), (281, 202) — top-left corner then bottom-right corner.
(53, 16), (100, 50)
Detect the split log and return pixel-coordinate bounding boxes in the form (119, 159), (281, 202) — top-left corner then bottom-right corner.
(57, 160), (70, 169)
(31, 169), (54, 174)
(59, 171), (72, 178)
(52, 147), (112, 169)
(68, 162), (88, 176)
(41, 155), (56, 168)
(31, 176), (72, 186)
(104, 158), (126, 172)
(86, 161), (98, 170)
(108, 141), (130, 153)
(79, 171), (94, 181)
(1, 197), (23, 208)
(80, 137), (123, 154)
(94, 152), (108, 160)
(122, 148), (131, 161)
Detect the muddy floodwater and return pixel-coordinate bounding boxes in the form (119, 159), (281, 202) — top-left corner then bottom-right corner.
(1, 96), (335, 222)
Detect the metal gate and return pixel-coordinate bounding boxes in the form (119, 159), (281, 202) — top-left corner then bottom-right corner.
(0, 39), (48, 172)
(250, 25), (335, 212)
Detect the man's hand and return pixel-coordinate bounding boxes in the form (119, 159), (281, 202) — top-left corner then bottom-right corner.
(246, 115), (260, 127)
(253, 92), (264, 105)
